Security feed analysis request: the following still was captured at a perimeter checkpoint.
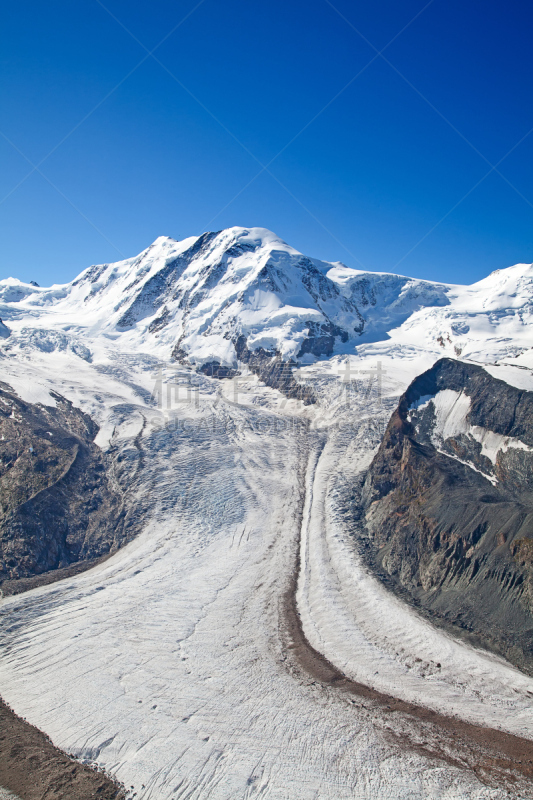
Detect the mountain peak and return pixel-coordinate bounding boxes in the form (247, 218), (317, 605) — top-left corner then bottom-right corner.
(0, 229), (532, 382)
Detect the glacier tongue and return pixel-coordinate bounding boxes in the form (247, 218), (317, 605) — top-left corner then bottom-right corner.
(1, 367), (532, 799)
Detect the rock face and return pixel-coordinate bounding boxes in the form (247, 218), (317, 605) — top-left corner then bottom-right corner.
(233, 336), (316, 404)
(0, 384), (124, 590)
(362, 358), (533, 673)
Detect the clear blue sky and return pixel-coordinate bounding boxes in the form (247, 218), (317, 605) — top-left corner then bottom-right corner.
(2, 0), (533, 286)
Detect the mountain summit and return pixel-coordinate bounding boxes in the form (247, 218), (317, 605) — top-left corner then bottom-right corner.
(1, 227), (532, 377)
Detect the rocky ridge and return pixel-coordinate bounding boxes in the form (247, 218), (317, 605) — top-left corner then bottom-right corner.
(361, 358), (533, 673)
(0, 383), (126, 593)
(2, 228), (531, 402)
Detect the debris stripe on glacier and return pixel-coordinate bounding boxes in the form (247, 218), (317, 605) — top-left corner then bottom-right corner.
(296, 422), (533, 739)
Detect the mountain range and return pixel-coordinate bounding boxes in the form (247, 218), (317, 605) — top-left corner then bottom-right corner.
(1, 226), (532, 378)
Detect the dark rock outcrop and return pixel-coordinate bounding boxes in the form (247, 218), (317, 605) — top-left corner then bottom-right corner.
(361, 358), (533, 674)
(296, 321), (348, 359)
(0, 384), (125, 591)
(171, 335), (317, 404)
(199, 361), (239, 380)
(234, 336), (316, 404)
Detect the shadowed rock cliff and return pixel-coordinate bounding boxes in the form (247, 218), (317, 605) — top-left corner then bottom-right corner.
(0, 384), (125, 593)
(361, 358), (533, 674)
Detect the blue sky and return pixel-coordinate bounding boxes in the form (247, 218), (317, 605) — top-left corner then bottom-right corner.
(2, 0), (533, 286)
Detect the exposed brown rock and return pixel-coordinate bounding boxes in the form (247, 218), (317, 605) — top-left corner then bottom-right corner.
(0, 385), (125, 590)
(0, 698), (124, 800)
(361, 358), (533, 674)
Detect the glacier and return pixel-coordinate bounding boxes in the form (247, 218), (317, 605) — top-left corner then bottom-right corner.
(0, 228), (533, 799)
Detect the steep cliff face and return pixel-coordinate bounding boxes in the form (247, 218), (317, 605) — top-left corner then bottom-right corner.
(0, 384), (124, 591)
(362, 358), (533, 673)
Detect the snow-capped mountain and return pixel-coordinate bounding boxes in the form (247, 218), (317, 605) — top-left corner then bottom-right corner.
(2, 228), (533, 800)
(1, 226), (532, 376)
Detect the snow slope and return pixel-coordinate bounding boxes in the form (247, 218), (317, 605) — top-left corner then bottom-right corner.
(1, 227), (532, 370)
